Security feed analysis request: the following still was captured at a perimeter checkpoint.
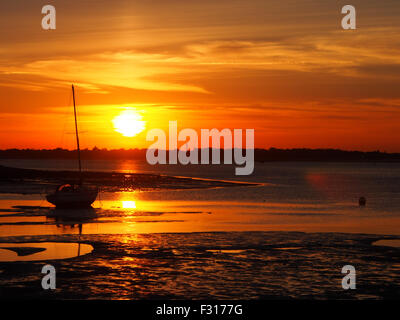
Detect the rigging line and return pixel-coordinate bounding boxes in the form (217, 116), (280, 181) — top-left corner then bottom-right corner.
(38, 188), (48, 208)
(58, 89), (73, 149)
(72, 86), (88, 174)
(97, 188), (103, 208)
(72, 85), (82, 179)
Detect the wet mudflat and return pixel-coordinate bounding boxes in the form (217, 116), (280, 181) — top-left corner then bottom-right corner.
(0, 165), (253, 194)
(0, 231), (399, 299)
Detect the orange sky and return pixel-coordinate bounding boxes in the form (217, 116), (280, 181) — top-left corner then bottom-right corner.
(1, 0), (400, 151)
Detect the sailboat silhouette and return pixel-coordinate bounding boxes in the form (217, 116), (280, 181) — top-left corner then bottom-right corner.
(46, 85), (98, 208)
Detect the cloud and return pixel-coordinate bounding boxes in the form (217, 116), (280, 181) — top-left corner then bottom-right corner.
(2, 22), (400, 96)
(0, 51), (210, 94)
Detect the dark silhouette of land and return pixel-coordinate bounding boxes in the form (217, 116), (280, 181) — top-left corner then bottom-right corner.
(254, 148), (400, 162)
(1, 147), (400, 162)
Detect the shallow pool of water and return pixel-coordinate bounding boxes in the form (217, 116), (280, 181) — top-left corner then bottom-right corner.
(373, 239), (400, 248)
(0, 242), (93, 262)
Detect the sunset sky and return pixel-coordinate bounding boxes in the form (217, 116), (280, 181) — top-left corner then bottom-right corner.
(1, 0), (400, 151)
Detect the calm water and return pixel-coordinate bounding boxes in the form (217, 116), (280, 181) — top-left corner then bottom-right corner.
(0, 159), (399, 299)
(1, 159), (400, 235)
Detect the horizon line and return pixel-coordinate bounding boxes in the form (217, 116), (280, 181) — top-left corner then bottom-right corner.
(0, 147), (398, 154)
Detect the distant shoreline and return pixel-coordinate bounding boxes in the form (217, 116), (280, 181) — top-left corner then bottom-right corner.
(1, 148), (400, 162)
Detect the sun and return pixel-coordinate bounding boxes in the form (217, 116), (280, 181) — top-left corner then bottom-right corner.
(112, 109), (146, 137)
(122, 201), (136, 209)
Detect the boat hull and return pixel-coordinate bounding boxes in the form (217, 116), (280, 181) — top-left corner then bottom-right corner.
(46, 190), (98, 208)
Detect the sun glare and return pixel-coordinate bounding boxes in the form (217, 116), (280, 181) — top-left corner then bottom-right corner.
(112, 109), (146, 137)
(122, 201), (137, 209)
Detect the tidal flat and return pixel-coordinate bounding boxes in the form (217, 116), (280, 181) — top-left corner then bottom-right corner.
(0, 231), (399, 299)
(0, 165), (253, 194)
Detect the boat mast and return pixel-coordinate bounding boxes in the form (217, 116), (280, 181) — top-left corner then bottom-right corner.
(72, 84), (82, 183)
